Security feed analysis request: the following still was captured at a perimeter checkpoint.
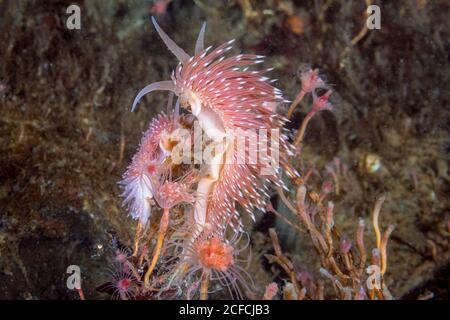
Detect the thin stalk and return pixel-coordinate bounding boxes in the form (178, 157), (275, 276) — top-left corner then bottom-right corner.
(380, 224), (395, 275)
(293, 112), (313, 147)
(132, 221), (143, 257)
(144, 208), (170, 284)
(287, 90), (306, 119)
(372, 196), (385, 249)
(200, 270), (210, 300)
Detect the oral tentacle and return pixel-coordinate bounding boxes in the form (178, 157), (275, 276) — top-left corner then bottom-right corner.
(132, 80), (176, 112)
(151, 16), (190, 64)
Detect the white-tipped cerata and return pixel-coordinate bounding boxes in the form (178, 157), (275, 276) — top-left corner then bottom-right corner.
(195, 22), (207, 55)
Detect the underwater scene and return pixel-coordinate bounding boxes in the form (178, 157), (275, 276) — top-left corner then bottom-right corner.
(0, 0), (449, 301)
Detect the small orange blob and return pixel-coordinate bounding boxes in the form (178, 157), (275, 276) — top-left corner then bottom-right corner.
(196, 237), (234, 272)
(285, 15), (305, 36)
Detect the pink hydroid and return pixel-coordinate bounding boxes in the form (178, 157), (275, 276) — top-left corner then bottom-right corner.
(311, 89), (333, 115)
(152, 179), (195, 209)
(120, 113), (173, 225)
(300, 68), (327, 94)
(104, 263), (139, 300)
(287, 68), (328, 118)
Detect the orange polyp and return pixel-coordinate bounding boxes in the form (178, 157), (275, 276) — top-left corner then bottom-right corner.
(196, 237), (234, 272)
(285, 15), (305, 36)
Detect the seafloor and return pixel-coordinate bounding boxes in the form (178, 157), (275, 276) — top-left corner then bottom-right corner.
(0, 0), (449, 299)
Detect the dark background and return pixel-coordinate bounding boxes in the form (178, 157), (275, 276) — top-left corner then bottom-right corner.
(0, 0), (448, 299)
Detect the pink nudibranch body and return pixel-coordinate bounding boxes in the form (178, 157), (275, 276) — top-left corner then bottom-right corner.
(130, 17), (295, 234)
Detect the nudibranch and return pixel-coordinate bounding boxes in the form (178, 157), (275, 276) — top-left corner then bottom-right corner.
(132, 18), (296, 236)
